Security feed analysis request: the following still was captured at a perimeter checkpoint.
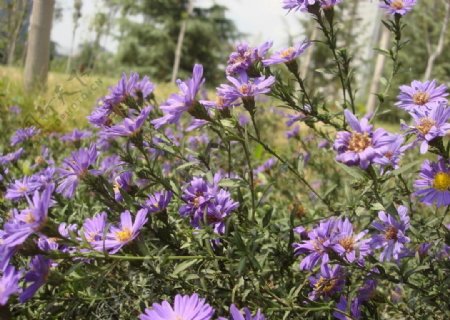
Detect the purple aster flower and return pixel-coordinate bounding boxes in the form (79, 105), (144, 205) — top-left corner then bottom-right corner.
(99, 155), (125, 178)
(3, 184), (54, 247)
(37, 236), (60, 252)
(293, 218), (335, 270)
(0, 148), (24, 166)
(58, 222), (78, 239)
(179, 177), (214, 220)
(217, 73), (275, 104)
(373, 135), (408, 169)
(318, 139), (330, 149)
(286, 125), (300, 139)
(282, 0), (316, 12)
(139, 293), (215, 320)
(10, 126), (40, 146)
(205, 189), (239, 235)
(133, 75), (155, 100)
(9, 105), (21, 114)
(145, 190), (173, 214)
(238, 113), (250, 126)
(308, 263), (345, 301)
(0, 265), (21, 305)
(226, 41), (273, 76)
(60, 129), (92, 142)
(87, 105), (112, 128)
(102, 106), (151, 139)
(221, 304), (265, 320)
(330, 218), (371, 264)
(380, 0), (417, 15)
(334, 110), (395, 169)
(414, 158), (450, 207)
(152, 64), (205, 129)
(200, 94), (240, 111)
(56, 144), (99, 198)
(113, 171), (133, 202)
(396, 80), (448, 113)
(333, 296), (361, 320)
(370, 206), (410, 262)
(0, 231), (16, 271)
(93, 209), (148, 254)
(20, 255), (51, 302)
(262, 40), (311, 66)
(79, 211), (107, 245)
(402, 104), (450, 154)
(5, 176), (42, 200)
(254, 157), (277, 175)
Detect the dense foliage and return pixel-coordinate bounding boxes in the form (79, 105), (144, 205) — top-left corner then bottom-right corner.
(0, 1), (449, 319)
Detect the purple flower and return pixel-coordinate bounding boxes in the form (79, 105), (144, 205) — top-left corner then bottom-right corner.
(10, 126), (40, 146)
(282, 0), (316, 12)
(370, 206), (410, 262)
(285, 125), (300, 139)
(330, 218), (371, 264)
(226, 41), (272, 76)
(9, 105), (21, 114)
(145, 190), (173, 213)
(396, 80), (448, 113)
(206, 190), (239, 235)
(139, 293), (215, 320)
(102, 106), (151, 139)
(0, 148), (24, 166)
(308, 264), (345, 300)
(113, 171), (133, 202)
(262, 40), (311, 66)
(380, 0), (417, 15)
(60, 129), (92, 142)
(333, 295), (361, 320)
(179, 177), (214, 219)
(293, 218), (335, 270)
(414, 158), (450, 207)
(0, 265), (21, 305)
(3, 185), (54, 247)
(20, 255), (51, 302)
(334, 110), (395, 169)
(0, 231), (16, 271)
(217, 73), (275, 103)
(402, 104), (450, 154)
(93, 209), (148, 254)
(80, 212), (108, 244)
(5, 176), (42, 200)
(222, 304), (265, 320)
(200, 94), (240, 110)
(372, 135), (407, 169)
(254, 157), (277, 175)
(56, 144), (99, 198)
(152, 64), (205, 129)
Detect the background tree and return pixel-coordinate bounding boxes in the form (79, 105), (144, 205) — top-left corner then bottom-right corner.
(66, 0), (83, 73)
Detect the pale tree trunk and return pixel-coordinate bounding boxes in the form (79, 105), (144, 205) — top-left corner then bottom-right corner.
(423, 0), (450, 80)
(171, 0), (194, 83)
(366, 27), (390, 114)
(6, 0), (28, 65)
(24, 0), (55, 92)
(300, 27), (317, 79)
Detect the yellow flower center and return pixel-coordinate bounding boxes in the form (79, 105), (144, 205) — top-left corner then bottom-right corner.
(339, 236), (354, 252)
(173, 315), (184, 320)
(215, 96), (225, 107)
(239, 84), (250, 95)
(433, 172), (450, 191)
(280, 47), (295, 58)
(113, 182), (120, 193)
(348, 132), (372, 152)
(24, 212), (35, 224)
(35, 155), (45, 165)
(416, 117), (435, 135)
(115, 227), (132, 242)
(412, 91), (430, 106)
(314, 277), (338, 294)
(390, 0), (404, 10)
(385, 226), (398, 241)
(18, 185), (28, 192)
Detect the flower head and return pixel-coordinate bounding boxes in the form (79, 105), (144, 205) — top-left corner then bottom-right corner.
(414, 158), (450, 207)
(80, 212), (108, 244)
(217, 73), (275, 104)
(102, 106), (151, 139)
(402, 104), (450, 154)
(60, 129), (92, 142)
(396, 80), (448, 113)
(0, 148), (24, 166)
(5, 176), (42, 201)
(224, 304), (265, 320)
(334, 110), (395, 169)
(139, 293), (215, 320)
(145, 190), (173, 214)
(262, 40), (311, 66)
(380, 0), (417, 15)
(56, 144), (99, 198)
(94, 209), (148, 254)
(226, 41), (272, 76)
(308, 264), (345, 300)
(0, 265), (21, 305)
(10, 127), (40, 146)
(152, 64), (205, 129)
(20, 255), (51, 302)
(370, 206), (410, 261)
(373, 135), (408, 169)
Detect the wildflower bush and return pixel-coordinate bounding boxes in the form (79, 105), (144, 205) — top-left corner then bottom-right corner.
(1, 1), (449, 319)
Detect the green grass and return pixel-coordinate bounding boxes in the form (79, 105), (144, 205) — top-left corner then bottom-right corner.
(0, 66), (178, 132)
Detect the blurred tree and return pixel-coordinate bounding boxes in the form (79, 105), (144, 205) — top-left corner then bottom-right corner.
(23, 0), (55, 92)
(66, 0), (83, 73)
(113, 0), (239, 84)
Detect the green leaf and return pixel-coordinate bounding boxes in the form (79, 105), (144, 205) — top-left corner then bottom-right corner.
(391, 160), (422, 176)
(172, 259), (200, 276)
(336, 162), (366, 180)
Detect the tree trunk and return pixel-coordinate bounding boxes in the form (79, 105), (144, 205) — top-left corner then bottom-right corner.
(423, 0), (450, 80)
(366, 27), (390, 114)
(24, 0), (55, 92)
(171, 0), (194, 83)
(6, 0), (28, 65)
